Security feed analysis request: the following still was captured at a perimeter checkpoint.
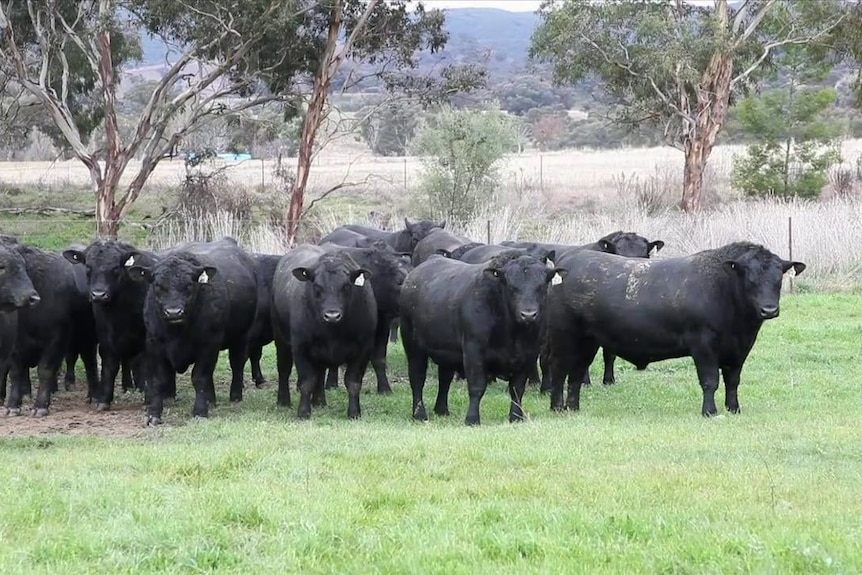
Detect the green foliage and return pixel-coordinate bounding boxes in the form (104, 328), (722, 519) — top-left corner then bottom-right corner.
(359, 100), (421, 156)
(530, 0), (845, 145)
(412, 107), (516, 222)
(1, 294), (862, 573)
(732, 46), (844, 199)
(1, 1), (141, 150)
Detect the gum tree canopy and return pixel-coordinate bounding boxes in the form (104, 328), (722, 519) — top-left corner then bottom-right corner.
(0, 1), (476, 238)
(530, 0), (846, 212)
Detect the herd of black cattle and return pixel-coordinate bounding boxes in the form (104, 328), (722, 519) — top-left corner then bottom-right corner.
(0, 218), (805, 426)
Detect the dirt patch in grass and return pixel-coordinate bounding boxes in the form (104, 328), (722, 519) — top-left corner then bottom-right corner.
(0, 389), (152, 438)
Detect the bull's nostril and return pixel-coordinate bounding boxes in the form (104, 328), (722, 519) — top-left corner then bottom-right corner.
(90, 290), (108, 301)
(520, 310), (539, 321)
(164, 307), (184, 318)
(323, 311), (343, 323)
(28, 293), (41, 306)
(760, 306), (779, 318)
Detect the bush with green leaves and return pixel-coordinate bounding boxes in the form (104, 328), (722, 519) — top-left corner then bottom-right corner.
(732, 45), (844, 199)
(358, 101), (420, 157)
(412, 107), (516, 223)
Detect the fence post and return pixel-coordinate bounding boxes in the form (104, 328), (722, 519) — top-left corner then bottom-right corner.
(403, 157), (408, 191)
(788, 216), (794, 293)
(261, 159), (265, 189)
(486, 219), (491, 244)
(539, 154), (544, 192)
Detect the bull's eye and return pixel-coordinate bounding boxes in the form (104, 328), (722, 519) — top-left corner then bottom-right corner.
(0, 265), (6, 274)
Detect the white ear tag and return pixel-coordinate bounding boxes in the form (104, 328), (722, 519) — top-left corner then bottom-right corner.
(354, 273), (366, 287)
(198, 270), (209, 284)
(124, 256), (135, 267)
(546, 259), (555, 269)
(551, 272), (563, 286)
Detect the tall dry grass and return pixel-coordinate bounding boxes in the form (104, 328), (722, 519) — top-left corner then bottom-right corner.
(153, 195), (862, 292)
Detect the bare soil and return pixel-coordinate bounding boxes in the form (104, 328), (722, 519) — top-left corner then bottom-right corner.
(0, 388), (153, 438)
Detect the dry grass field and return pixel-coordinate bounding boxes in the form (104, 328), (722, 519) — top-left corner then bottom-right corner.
(5, 138), (862, 208)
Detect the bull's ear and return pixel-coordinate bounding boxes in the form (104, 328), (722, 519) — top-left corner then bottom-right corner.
(127, 266), (153, 284)
(547, 268), (568, 286)
(123, 251), (142, 268)
(438, 220), (446, 229)
(648, 240), (665, 254)
(599, 239), (616, 253)
(545, 249), (556, 268)
(783, 261), (806, 276)
(350, 269), (371, 287)
(63, 249), (85, 265)
(434, 248), (452, 258)
(404, 217), (413, 229)
(292, 267), (313, 282)
(197, 266), (217, 284)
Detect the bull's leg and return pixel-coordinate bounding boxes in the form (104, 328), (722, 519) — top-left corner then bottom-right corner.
(389, 319), (399, 343)
(722, 365), (742, 414)
(325, 368), (339, 390)
(121, 359), (133, 393)
(566, 343), (599, 412)
(371, 323), (392, 395)
(5, 362), (27, 415)
(601, 348), (617, 386)
(539, 348), (553, 394)
(144, 351), (168, 425)
(433, 368), (455, 416)
(274, 337), (293, 408)
(63, 349), (77, 391)
(692, 352), (720, 417)
(312, 370), (327, 407)
(344, 359), (369, 420)
(0, 363), (7, 403)
(403, 335), (429, 421)
(130, 355), (146, 396)
(295, 357), (320, 420)
(548, 340), (574, 412)
(249, 344), (266, 388)
(463, 343), (489, 426)
(33, 360), (62, 417)
(97, 350), (121, 411)
(508, 372), (530, 423)
(228, 344), (247, 403)
(191, 353), (218, 418)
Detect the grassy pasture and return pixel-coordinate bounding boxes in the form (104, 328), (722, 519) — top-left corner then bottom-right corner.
(1, 293), (861, 574)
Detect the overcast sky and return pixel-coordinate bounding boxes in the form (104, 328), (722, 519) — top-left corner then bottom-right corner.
(421, 0), (716, 11)
(422, 1), (543, 11)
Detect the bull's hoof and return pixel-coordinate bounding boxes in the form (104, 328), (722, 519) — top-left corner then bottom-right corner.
(602, 380), (616, 386)
(96, 402), (111, 412)
(297, 410), (311, 420)
(192, 411), (209, 419)
(728, 406), (740, 414)
(550, 403), (565, 412)
(377, 387), (393, 396)
(64, 380), (75, 391)
(147, 415), (162, 426)
(413, 404), (428, 421)
(509, 414), (525, 423)
(32, 407), (49, 417)
(464, 416), (480, 426)
(229, 394), (242, 403)
(433, 407), (450, 417)
(254, 380), (266, 389)
(348, 410), (361, 420)
(701, 410), (718, 418)
(6, 407), (21, 417)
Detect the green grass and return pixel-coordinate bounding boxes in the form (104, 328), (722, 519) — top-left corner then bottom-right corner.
(2, 293), (862, 574)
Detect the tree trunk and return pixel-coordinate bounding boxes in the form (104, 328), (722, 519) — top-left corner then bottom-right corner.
(285, 83), (328, 246)
(95, 174), (123, 238)
(681, 139), (706, 212)
(679, 52), (734, 212)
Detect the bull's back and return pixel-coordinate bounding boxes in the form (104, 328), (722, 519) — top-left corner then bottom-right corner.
(401, 258), (475, 347)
